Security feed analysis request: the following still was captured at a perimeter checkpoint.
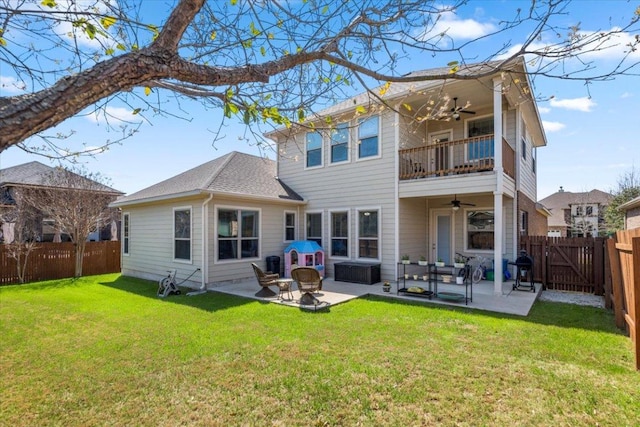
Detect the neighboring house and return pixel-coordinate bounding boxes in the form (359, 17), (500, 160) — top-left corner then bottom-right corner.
(619, 196), (640, 230)
(538, 187), (612, 237)
(112, 58), (548, 294)
(0, 161), (123, 243)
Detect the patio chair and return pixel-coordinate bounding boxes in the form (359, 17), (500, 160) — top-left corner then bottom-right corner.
(252, 263), (279, 297)
(291, 266), (323, 305)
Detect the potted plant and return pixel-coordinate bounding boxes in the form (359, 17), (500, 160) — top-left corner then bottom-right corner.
(418, 255), (428, 266)
(454, 256), (466, 269)
(435, 258), (445, 267)
(401, 254), (410, 264)
(382, 281), (391, 292)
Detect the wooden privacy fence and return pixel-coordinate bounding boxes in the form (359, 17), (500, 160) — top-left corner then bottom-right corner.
(606, 229), (640, 370)
(520, 236), (607, 294)
(0, 241), (121, 285)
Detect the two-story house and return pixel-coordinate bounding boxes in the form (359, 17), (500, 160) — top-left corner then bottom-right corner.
(111, 58), (548, 295)
(539, 187), (612, 237)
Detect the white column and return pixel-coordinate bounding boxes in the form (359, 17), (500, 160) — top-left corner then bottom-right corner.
(493, 77), (504, 295)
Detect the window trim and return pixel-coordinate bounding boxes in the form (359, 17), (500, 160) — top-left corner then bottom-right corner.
(284, 210), (296, 242)
(356, 207), (381, 261)
(464, 207), (495, 253)
(356, 115), (381, 161)
(305, 211), (323, 248)
(122, 212), (130, 256)
(329, 209), (350, 259)
(214, 205), (261, 263)
(173, 206), (193, 264)
(305, 131), (323, 169)
(330, 122), (350, 165)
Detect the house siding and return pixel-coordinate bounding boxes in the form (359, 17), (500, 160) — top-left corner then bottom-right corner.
(277, 111), (398, 281)
(518, 112), (538, 201)
(121, 196), (204, 286)
(625, 206), (640, 230)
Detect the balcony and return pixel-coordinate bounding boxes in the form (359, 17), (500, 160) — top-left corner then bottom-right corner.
(399, 135), (515, 180)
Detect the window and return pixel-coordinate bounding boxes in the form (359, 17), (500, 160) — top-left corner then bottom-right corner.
(521, 137), (527, 160)
(532, 147), (537, 173)
(174, 207), (191, 261)
(575, 205), (584, 216)
(358, 209), (379, 259)
(218, 208), (259, 260)
(306, 132), (322, 167)
(331, 123), (349, 163)
(520, 210), (528, 237)
(123, 213), (130, 255)
(586, 206), (594, 216)
(284, 212), (296, 241)
(358, 116), (379, 159)
(466, 210), (494, 251)
(306, 212), (322, 246)
(467, 116), (494, 160)
(330, 211), (349, 257)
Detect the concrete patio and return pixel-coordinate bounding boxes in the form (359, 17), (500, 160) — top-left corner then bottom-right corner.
(210, 276), (541, 316)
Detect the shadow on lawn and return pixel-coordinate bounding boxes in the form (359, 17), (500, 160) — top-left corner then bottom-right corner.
(98, 275), (256, 313)
(364, 294), (625, 336)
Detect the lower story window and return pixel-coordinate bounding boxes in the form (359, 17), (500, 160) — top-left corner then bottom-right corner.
(358, 209), (378, 259)
(218, 208), (259, 260)
(174, 208), (192, 261)
(467, 210), (494, 251)
(331, 211), (348, 257)
(306, 212), (322, 246)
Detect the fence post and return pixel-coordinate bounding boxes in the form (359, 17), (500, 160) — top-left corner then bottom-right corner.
(606, 237), (626, 330)
(593, 238), (605, 295)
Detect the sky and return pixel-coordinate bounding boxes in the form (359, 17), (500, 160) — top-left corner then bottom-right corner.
(1, 0), (638, 200)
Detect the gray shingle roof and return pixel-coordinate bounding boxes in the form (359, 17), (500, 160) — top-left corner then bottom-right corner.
(0, 161), (122, 194)
(539, 189), (612, 228)
(112, 151), (303, 206)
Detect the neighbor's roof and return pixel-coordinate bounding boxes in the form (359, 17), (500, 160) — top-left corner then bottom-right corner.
(539, 189), (613, 227)
(0, 161), (122, 194)
(111, 151), (303, 207)
(619, 195), (640, 211)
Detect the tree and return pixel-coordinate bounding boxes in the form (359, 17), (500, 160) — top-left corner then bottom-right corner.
(18, 167), (120, 277)
(605, 167), (640, 233)
(0, 0), (638, 157)
(0, 189), (40, 283)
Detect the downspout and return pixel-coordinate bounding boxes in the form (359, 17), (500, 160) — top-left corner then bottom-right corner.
(394, 110), (400, 275)
(189, 192), (213, 295)
(493, 77), (504, 295)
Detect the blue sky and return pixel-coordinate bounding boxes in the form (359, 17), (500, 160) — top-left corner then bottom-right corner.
(1, 0), (638, 199)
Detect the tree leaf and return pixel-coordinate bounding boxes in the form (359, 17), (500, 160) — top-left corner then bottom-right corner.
(101, 16), (117, 30)
(144, 87), (151, 96)
(355, 105), (366, 114)
(210, 31), (217, 41)
(41, 0), (56, 7)
(260, 46), (266, 56)
(105, 48), (115, 56)
(132, 108), (141, 115)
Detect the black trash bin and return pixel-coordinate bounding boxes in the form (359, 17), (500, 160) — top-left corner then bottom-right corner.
(266, 256), (281, 275)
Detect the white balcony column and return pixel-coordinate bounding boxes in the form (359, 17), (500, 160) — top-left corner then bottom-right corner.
(493, 76), (504, 295)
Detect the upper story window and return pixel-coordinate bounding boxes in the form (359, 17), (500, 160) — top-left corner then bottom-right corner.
(174, 207), (192, 261)
(284, 211), (296, 242)
(306, 132), (322, 168)
(532, 147), (537, 173)
(521, 137), (527, 160)
(358, 116), (379, 159)
(218, 208), (260, 261)
(331, 123), (349, 163)
(123, 213), (130, 255)
(586, 206), (594, 216)
(467, 116), (494, 160)
(306, 212), (322, 247)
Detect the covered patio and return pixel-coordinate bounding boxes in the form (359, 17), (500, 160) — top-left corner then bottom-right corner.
(210, 277), (541, 316)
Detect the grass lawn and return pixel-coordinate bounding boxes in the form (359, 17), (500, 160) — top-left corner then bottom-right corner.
(1, 274), (638, 426)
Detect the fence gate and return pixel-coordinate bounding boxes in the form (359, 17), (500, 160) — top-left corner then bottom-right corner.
(521, 236), (606, 295)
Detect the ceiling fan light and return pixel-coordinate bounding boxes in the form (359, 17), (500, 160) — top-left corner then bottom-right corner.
(452, 112), (460, 120)
(452, 205), (459, 211)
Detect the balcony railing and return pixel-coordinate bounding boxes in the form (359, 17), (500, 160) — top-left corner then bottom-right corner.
(399, 135), (515, 180)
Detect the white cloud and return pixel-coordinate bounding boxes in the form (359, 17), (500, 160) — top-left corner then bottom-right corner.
(537, 106), (551, 114)
(419, 10), (496, 43)
(621, 92), (633, 98)
(0, 76), (26, 94)
(549, 97), (596, 112)
(542, 121), (566, 133)
(86, 106), (143, 124)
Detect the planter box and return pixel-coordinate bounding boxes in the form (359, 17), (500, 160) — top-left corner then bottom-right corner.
(435, 262), (445, 267)
(454, 263), (466, 268)
(335, 262), (381, 285)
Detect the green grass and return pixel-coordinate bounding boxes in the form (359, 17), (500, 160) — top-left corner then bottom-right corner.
(1, 274), (638, 426)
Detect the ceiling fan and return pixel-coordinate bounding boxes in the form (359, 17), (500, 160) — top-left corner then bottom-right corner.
(443, 195), (476, 211)
(449, 97), (476, 121)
